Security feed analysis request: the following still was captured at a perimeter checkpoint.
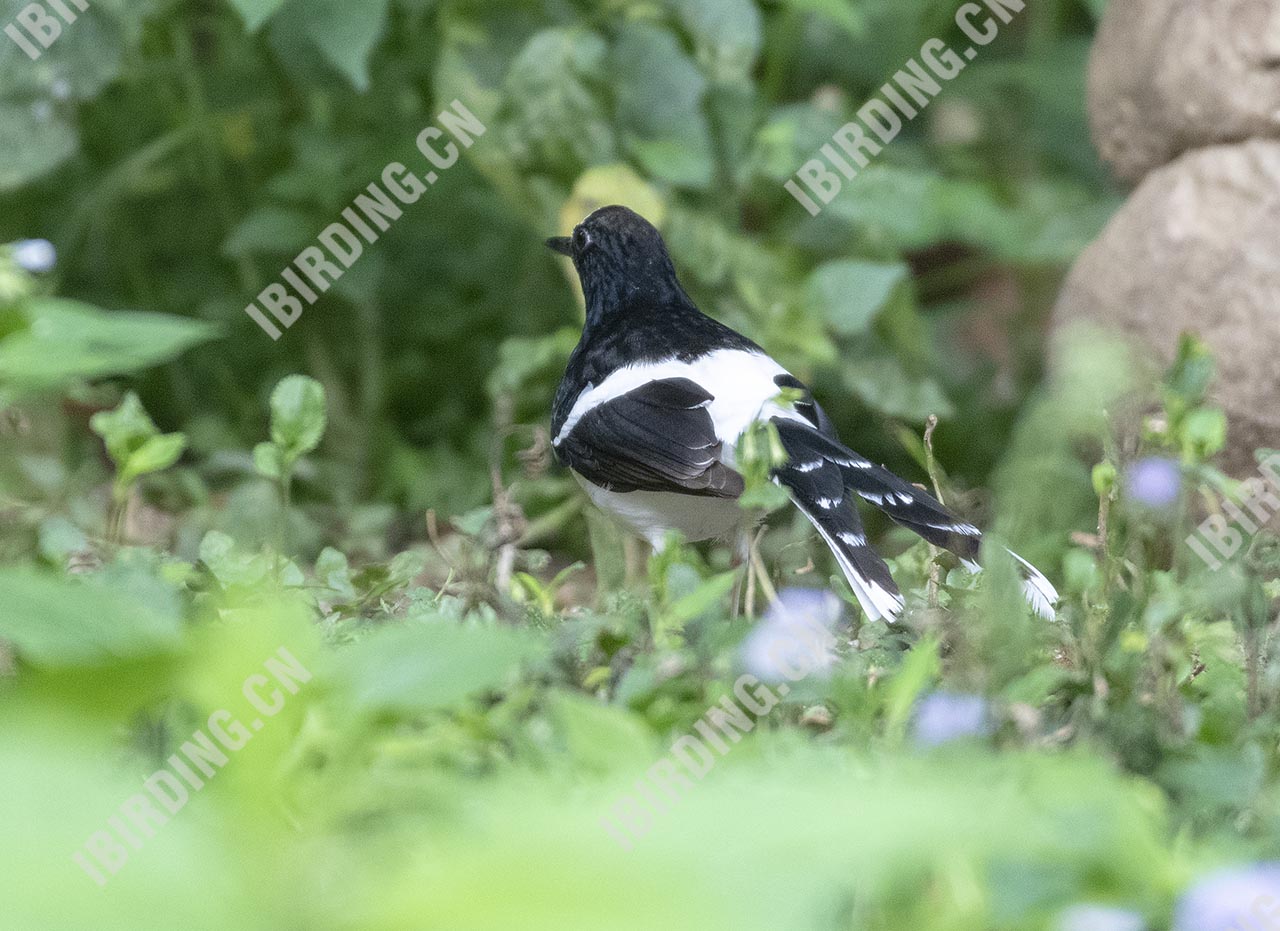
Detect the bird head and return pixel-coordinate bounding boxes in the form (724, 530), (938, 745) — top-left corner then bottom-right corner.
(546, 205), (682, 315)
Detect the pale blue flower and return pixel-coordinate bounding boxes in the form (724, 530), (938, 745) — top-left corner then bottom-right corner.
(1173, 864), (1280, 931)
(12, 239), (56, 274)
(912, 692), (991, 747)
(741, 588), (841, 683)
(1123, 457), (1181, 510)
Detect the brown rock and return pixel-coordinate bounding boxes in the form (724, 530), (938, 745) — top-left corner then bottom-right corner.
(1089, 0), (1280, 182)
(1052, 140), (1280, 473)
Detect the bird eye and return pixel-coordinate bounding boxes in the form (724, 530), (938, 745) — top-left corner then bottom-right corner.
(573, 227), (590, 250)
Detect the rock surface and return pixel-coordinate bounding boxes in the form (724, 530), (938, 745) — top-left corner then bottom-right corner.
(1088, 0), (1280, 182)
(1053, 140), (1280, 473)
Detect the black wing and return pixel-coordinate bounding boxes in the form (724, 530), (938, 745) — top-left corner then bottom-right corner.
(555, 378), (744, 498)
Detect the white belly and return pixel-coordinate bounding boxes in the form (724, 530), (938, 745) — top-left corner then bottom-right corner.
(574, 474), (742, 548)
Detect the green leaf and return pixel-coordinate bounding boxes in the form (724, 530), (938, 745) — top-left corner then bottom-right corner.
(1166, 332), (1216, 404)
(665, 570), (738, 625)
(269, 374), (327, 459)
(315, 546), (357, 602)
(198, 530), (281, 589)
(223, 205), (313, 258)
(668, 0), (762, 83)
(89, 392), (159, 467)
(0, 102), (77, 193)
(36, 517), (88, 565)
(0, 299), (219, 402)
(547, 691), (656, 773)
(884, 635), (941, 741)
(292, 0), (392, 92)
(0, 568), (183, 668)
(253, 441), (285, 480)
(842, 350), (954, 422)
(612, 23), (715, 189)
(121, 432), (187, 485)
(805, 260), (908, 337)
(486, 328), (580, 400)
(228, 0), (288, 31)
(500, 28), (614, 169)
(779, 0), (866, 37)
(1091, 461), (1117, 498)
(0, 7), (124, 102)
(1181, 408), (1228, 460)
(326, 621), (547, 714)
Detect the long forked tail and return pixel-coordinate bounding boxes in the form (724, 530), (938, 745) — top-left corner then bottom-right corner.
(772, 419), (1058, 620)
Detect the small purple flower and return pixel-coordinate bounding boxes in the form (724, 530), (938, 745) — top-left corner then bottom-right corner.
(1123, 457), (1182, 510)
(911, 692), (991, 747)
(1057, 904), (1146, 931)
(742, 588), (842, 683)
(1173, 864), (1280, 931)
(11, 239), (56, 274)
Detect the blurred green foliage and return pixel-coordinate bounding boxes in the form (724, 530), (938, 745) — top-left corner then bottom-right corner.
(3, 1), (1280, 929)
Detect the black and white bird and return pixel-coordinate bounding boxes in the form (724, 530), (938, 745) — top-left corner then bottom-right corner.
(547, 205), (1056, 622)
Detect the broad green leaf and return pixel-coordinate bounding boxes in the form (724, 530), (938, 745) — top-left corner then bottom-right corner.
(669, 0), (762, 83)
(228, 0), (288, 31)
(223, 205), (313, 257)
(502, 28), (614, 169)
(665, 570), (738, 625)
(198, 529), (293, 589)
(805, 260), (909, 337)
(121, 432), (187, 484)
(842, 350), (954, 422)
(314, 546), (356, 602)
(547, 691), (656, 773)
(89, 392), (159, 467)
(0, 568), (183, 667)
(884, 635), (941, 741)
(269, 374), (327, 459)
(486, 328), (580, 400)
(0, 7), (123, 102)
(612, 23), (714, 189)
(253, 441), (285, 480)
(779, 0), (866, 37)
(36, 517), (88, 564)
(325, 621), (547, 713)
(294, 0), (392, 91)
(0, 299), (219, 400)
(1181, 408), (1228, 460)
(0, 102), (77, 192)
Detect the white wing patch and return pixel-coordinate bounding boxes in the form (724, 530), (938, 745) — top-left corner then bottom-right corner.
(554, 349), (809, 459)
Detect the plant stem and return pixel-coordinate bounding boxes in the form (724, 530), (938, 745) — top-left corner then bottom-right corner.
(278, 471), (292, 563)
(923, 415), (944, 609)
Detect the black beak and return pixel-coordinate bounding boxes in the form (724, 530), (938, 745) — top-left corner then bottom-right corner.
(545, 236), (573, 256)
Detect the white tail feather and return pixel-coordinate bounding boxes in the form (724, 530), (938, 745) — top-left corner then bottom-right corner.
(801, 512), (905, 623)
(963, 550), (1058, 621)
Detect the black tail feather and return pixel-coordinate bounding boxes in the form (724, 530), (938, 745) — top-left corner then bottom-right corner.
(773, 421), (904, 621)
(772, 418), (1058, 620)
